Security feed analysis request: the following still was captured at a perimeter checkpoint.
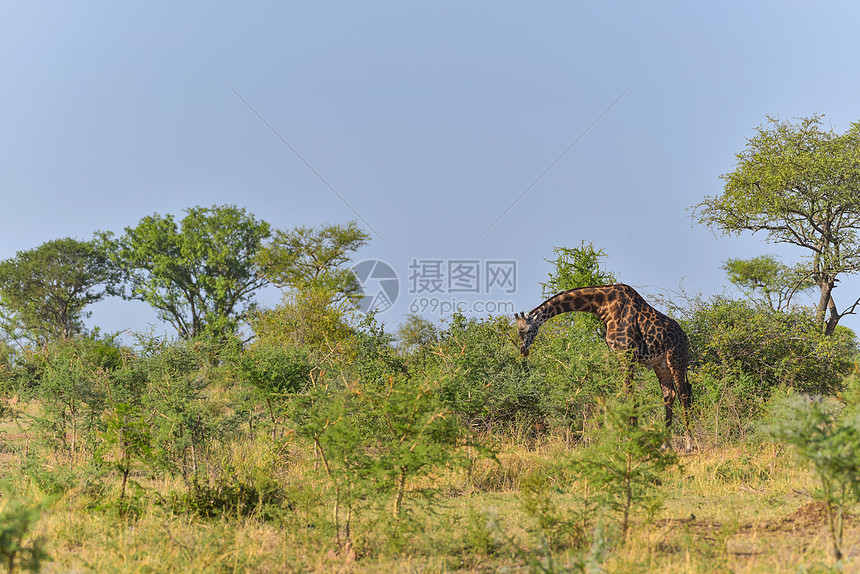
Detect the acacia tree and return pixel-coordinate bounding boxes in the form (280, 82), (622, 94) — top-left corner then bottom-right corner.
(254, 221), (370, 303)
(540, 242), (616, 297)
(0, 238), (121, 345)
(103, 205), (270, 340)
(538, 242), (617, 338)
(722, 255), (815, 311)
(694, 115), (860, 334)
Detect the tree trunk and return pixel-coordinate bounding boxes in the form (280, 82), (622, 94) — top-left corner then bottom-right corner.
(817, 281), (837, 334)
(393, 467), (407, 518)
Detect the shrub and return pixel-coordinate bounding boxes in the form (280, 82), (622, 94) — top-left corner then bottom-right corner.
(674, 297), (857, 441)
(522, 317), (623, 437)
(290, 372), (470, 550)
(767, 380), (860, 561)
(427, 313), (547, 431)
(684, 297), (855, 396)
(350, 316), (407, 387)
(24, 335), (124, 462)
(571, 398), (679, 540)
(96, 402), (153, 504)
(172, 470), (290, 522)
(249, 286), (359, 368)
(0, 483), (49, 573)
(237, 344), (313, 395)
(115, 335), (242, 484)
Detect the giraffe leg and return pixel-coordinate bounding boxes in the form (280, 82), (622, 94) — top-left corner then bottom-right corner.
(667, 350), (693, 453)
(620, 357), (639, 427)
(653, 359), (676, 430)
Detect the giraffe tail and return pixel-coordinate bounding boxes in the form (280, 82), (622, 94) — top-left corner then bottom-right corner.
(680, 371), (693, 407)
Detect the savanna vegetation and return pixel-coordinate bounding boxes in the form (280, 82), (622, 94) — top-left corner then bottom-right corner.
(2, 115), (860, 573)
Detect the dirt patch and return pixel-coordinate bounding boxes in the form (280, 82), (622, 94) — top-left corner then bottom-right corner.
(758, 500), (854, 533)
(655, 514), (722, 535)
(657, 501), (854, 537)
(654, 500), (860, 567)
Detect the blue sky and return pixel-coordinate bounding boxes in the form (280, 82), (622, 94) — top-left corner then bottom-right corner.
(3, 2), (860, 338)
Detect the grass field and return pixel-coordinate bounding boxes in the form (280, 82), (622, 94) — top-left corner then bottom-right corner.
(2, 407), (856, 574)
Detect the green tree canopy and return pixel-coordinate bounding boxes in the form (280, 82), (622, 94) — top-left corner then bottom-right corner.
(540, 242), (616, 298)
(0, 237), (121, 345)
(538, 242), (617, 338)
(255, 221), (370, 303)
(249, 285), (359, 367)
(103, 205), (270, 340)
(722, 255), (814, 311)
(395, 313), (438, 354)
(694, 114), (860, 334)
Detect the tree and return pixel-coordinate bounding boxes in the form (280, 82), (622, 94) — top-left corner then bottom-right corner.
(694, 114), (860, 334)
(0, 238), (121, 345)
(539, 242), (617, 338)
(768, 386), (860, 561)
(249, 285), (359, 366)
(104, 205), (270, 340)
(255, 221), (370, 303)
(540, 242), (616, 298)
(722, 255), (814, 311)
(395, 313), (438, 354)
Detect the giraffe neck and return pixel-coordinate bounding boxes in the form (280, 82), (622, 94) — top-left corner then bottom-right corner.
(528, 287), (608, 328)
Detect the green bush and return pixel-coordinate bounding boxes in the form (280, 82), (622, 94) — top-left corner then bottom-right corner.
(767, 379), (860, 561)
(96, 402), (153, 504)
(237, 344), (312, 395)
(415, 308), (637, 438)
(249, 287), (359, 368)
(523, 316), (624, 435)
(675, 297), (857, 441)
(172, 470), (290, 522)
(109, 335), (243, 485)
(0, 482), (49, 573)
(427, 313), (547, 431)
(684, 298), (855, 396)
(350, 316), (407, 387)
(23, 336), (124, 461)
(571, 398), (679, 540)
(7, 334), (123, 394)
(146, 341), (240, 483)
(289, 372), (470, 550)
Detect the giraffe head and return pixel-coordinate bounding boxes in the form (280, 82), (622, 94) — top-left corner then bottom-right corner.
(515, 312), (538, 357)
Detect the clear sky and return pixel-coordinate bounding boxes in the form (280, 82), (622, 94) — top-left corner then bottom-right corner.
(3, 2), (860, 339)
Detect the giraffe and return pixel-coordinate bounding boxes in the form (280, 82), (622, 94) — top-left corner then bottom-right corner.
(515, 283), (692, 449)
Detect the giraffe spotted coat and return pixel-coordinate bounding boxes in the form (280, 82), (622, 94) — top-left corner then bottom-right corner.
(515, 283), (692, 445)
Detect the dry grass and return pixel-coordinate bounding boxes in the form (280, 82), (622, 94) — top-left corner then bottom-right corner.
(3, 419), (859, 573)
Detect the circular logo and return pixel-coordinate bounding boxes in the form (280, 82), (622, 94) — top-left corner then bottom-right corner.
(352, 259), (399, 314)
